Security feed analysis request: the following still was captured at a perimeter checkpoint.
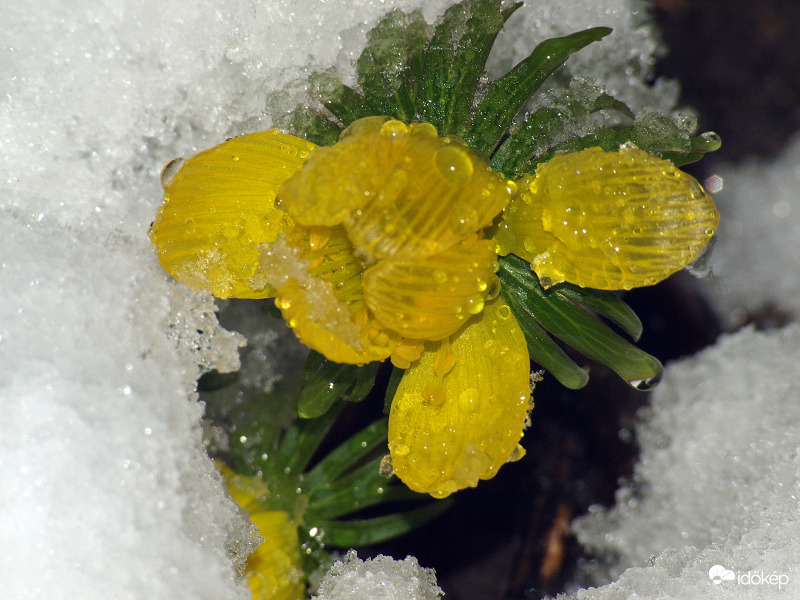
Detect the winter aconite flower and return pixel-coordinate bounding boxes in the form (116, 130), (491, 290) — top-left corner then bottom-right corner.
(150, 116), (718, 498)
(218, 464), (305, 600)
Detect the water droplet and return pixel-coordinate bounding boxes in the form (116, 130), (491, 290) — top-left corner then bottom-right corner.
(379, 119), (408, 139)
(628, 370), (663, 391)
(424, 383), (446, 406)
(432, 270), (448, 284)
(435, 145), (474, 185)
(485, 277), (501, 300)
(412, 122), (437, 137)
(507, 444), (526, 462)
(699, 131), (721, 146)
(497, 304), (512, 320)
(392, 442), (409, 456)
(160, 158), (185, 187)
(466, 295), (484, 315)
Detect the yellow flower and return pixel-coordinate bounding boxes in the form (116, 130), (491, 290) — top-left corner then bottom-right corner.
(151, 117), (718, 498)
(493, 144), (719, 290)
(218, 464), (305, 600)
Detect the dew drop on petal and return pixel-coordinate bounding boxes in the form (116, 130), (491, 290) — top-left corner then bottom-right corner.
(379, 119), (409, 139)
(435, 145), (474, 185)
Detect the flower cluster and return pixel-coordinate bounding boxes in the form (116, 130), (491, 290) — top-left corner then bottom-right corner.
(150, 115), (718, 498)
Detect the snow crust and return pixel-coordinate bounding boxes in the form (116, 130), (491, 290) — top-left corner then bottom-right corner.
(7, 0), (793, 599)
(571, 325), (800, 599)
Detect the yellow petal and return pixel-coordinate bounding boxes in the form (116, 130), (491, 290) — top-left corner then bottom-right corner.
(277, 117), (514, 260)
(388, 299), (532, 498)
(494, 144), (720, 290)
(216, 461), (270, 514)
(150, 130), (316, 298)
(246, 511), (305, 600)
(363, 235), (500, 340)
(261, 227), (400, 365)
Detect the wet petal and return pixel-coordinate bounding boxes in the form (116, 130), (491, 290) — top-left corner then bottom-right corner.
(150, 130), (316, 298)
(364, 235), (499, 340)
(494, 144), (720, 290)
(388, 299), (532, 498)
(278, 117), (514, 260)
(246, 511), (305, 600)
(262, 227), (400, 365)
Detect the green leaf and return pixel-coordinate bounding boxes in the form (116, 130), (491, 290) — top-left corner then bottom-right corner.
(356, 8), (429, 122)
(296, 352), (380, 419)
(498, 254), (662, 390)
(309, 72), (376, 128)
(501, 289), (590, 389)
(314, 501), (452, 547)
(273, 401), (344, 477)
(465, 26), (612, 156)
(557, 284), (643, 341)
(524, 108), (719, 171)
(491, 82), (634, 177)
(417, 0), (522, 133)
(304, 419), (389, 492)
(287, 107), (342, 147)
(307, 455), (424, 520)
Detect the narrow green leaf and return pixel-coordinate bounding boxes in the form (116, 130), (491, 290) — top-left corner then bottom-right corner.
(498, 255), (662, 390)
(491, 85), (634, 177)
(417, 0), (522, 133)
(309, 484), (421, 521)
(288, 107), (342, 147)
(309, 72), (376, 127)
(465, 26), (612, 156)
(557, 284), (643, 341)
(307, 456), (424, 520)
(356, 8), (429, 122)
(346, 361), (381, 404)
(315, 501), (452, 547)
(297, 351), (354, 418)
(501, 285), (590, 389)
(305, 419), (389, 492)
(296, 352), (381, 419)
(273, 401), (344, 477)
(523, 109), (718, 171)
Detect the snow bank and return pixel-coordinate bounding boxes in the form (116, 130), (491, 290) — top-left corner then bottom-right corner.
(571, 324), (800, 599)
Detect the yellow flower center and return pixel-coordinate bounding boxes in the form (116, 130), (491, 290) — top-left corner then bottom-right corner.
(263, 116), (516, 365)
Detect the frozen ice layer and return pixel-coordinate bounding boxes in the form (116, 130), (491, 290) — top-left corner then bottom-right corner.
(571, 324), (800, 599)
(314, 551), (443, 600)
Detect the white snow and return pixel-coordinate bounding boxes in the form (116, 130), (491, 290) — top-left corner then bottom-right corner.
(313, 551), (443, 600)
(700, 133), (800, 323)
(6, 0), (796, 598)
(571, 324), (800, 599)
